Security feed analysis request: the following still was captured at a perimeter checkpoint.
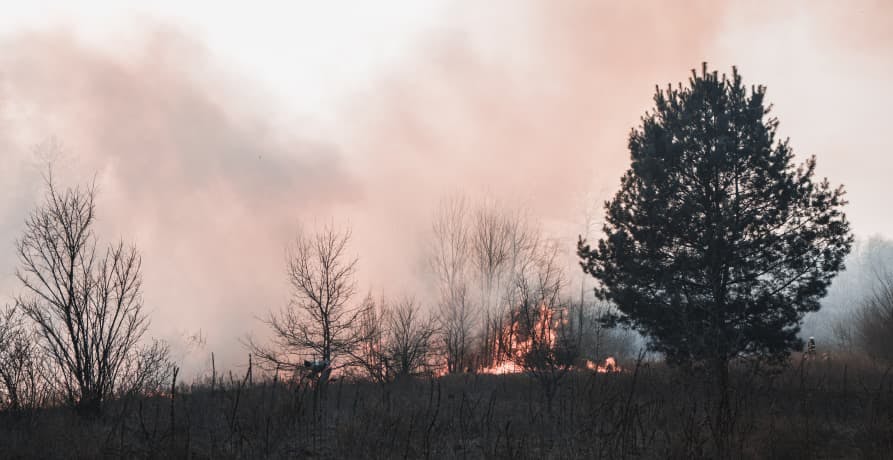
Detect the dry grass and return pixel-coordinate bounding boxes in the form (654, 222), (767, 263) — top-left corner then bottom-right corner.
(1, 355), (890, 459)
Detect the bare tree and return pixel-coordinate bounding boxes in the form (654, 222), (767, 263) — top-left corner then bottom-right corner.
(116, 339), (177, 397)
(826, 238), (893, 355)
(499, 240), (578, 409)
(471, 200), (512, 319)
(429, 197), (476, 373)
(430, 196), (471, 300)
(385, 298), (437, 379)
(353, 293), (391, 383)
(437, 285), (476, 374)
(249, 225), (365, 387)
(353, 295), (437, 382)
(15, 175), (151, 416)
(428, 196), (550, 372)
(470, 199), (537, 369)
(0, 305), (50, 413)
(852, 277), (893, 364)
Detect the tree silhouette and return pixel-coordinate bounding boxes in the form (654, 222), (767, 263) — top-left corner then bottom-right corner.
(352, 295), (437, 382)
(249, 225), (366, 388)
(15, 174), (157, 416)
(579, 63), (852, 381)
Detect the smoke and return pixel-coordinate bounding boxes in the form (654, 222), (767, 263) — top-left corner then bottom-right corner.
(334, 0), (728, 300)
(0, 26), (364, 373)
(0, 1), (890, 374)
(802, 236), (893, 344)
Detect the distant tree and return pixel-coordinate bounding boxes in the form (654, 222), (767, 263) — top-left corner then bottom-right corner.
(578, 64), (852, 426)
(852, 277), (893, 364)
(427, 196), (541, 372)
(353, 295), (437, 382)
(470, 200), (537, 369)
(436, 285), (475, 374)
(0, 304), (48, 413)
(469, 200), (513, 368)
(429, 197), (476, 373)
(384, 298), (437, 379)
(824, 236), (893, 351)
(499, 240), (578, 410)
(249, 225), (365, 387)
(352, 294), (391, 383)
(15, 175), (156, 416)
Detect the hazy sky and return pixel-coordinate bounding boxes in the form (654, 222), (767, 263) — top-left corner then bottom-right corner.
(1, 1), (890, 374)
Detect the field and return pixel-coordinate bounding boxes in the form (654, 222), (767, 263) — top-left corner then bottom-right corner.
(1, 355), (890, 459)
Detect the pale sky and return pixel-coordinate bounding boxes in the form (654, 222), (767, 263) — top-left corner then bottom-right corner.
(0, 1), (890, 374)
(0, 0), (451, 123)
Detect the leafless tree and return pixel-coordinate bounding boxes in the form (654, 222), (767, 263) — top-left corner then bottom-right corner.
(430, 196), (471, 300)
(471, 200), (512, 317)
(353, 293), (391, 383)
(15, 175), (154, 416)
(427, 196), (550, 372)
(429, 197), (476, 373)
(852, 276), (893, 364)
(0, 305), (50, 413)
(827, 238), (893, 356)
(353, 295), (437, 381)
(117, 339), (177, 397)
(499, 240), (578, 408)
(437, 285), (476, 373)
(249, 225), (365, 387)
(385, 298), (437, 378)
(470, 199), (537, 368)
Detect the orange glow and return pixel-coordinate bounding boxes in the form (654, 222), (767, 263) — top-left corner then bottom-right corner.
(474, 303), (624, 376)
(585, 356), (621, 373)
(481, 360), (524, 375)
(480, 303), (560, 375)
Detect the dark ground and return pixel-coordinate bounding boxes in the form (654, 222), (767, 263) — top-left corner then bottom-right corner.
(1, 355), (891, 459)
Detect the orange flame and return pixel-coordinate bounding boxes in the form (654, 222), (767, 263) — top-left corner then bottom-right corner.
(437, 302), (623, 376)
(480, 303), (558, 374)
(481, 360), (524, 375)
(585, 356), (621, 373)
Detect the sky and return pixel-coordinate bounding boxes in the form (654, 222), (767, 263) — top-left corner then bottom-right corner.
(0, 0), (891, 375)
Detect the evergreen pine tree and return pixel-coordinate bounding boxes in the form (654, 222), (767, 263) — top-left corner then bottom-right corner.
(578, 64), (853, 375)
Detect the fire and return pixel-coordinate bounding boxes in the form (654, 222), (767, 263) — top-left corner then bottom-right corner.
(481, 360), (524, 375)
(585, 356), (621, 373)
(480, 302), (559, 375)
(436, 301), (623, 376)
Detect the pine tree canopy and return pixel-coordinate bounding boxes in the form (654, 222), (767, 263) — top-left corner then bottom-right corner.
(578, 64), (853, 366)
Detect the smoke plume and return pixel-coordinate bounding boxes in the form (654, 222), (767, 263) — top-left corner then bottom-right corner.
(0, 0), (890, 374)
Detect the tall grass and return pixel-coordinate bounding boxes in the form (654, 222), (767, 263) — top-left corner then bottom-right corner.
(1, 354), (890, 459)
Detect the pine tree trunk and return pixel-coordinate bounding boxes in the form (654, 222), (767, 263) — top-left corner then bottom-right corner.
(712, 357), (732, 456)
